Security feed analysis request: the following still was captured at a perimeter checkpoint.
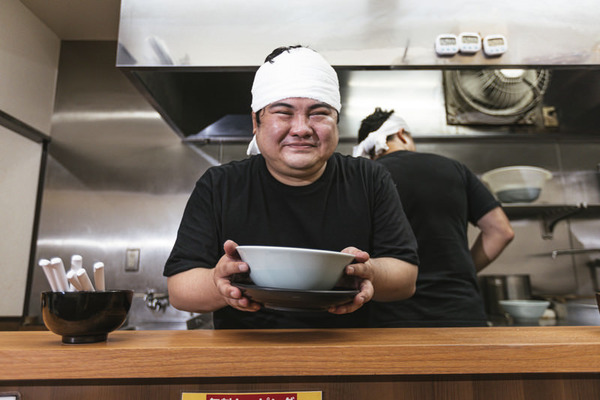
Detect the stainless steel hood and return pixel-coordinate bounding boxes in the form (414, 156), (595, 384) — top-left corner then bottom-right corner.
(116, 0), (600, 142)
(117, 0), (600, 68)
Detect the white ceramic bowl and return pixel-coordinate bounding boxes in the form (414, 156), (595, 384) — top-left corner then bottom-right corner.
(236, 245), (355, 291)
(499, 299), (550, 322)
(481, 166), (552, 203)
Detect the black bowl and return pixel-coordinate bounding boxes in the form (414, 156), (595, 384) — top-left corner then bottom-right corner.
(41, 290), (133, 344)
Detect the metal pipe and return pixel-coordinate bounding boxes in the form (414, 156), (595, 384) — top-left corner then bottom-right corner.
(551, 248), (600, 259)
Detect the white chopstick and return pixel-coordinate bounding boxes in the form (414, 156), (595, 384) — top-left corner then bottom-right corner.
(76, 268), (95, 291)
(50, 257), (69, 292)
(66, 269), (84, 291)
(38, 259), (58, 291)
(93, 262), (105, 291)
(70, 254), (83, 271)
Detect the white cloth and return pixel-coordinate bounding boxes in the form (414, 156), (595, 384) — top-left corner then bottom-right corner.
(251, 47), (341, 113)
(246, 136), (260, 156)
(352, 115), (411, 158)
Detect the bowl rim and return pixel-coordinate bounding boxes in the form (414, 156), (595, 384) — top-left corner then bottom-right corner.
(42, 289), (134, 295)
(481, 166), (553, 182)
(236, 245), (355, 259)
(499, 299), (550, 306)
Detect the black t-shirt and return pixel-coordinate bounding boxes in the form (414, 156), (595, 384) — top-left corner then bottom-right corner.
(372, 151), (500, 327)
(164, 153), (418, 329)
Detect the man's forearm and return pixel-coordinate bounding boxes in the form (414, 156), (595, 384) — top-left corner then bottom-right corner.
(167, 268), (226, 313)
(370, 257), (418, 301)
(471, 207), (515, 272)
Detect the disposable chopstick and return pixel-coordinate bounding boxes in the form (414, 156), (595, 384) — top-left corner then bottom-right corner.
(38, 259), (58, 291)
(50, 257), (69, 292)
(76, 268), (95, 291)
(93, 262), (105, 291)
(66, 269), (84, 291)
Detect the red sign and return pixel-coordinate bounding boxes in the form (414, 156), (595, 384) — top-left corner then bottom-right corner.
(182, 392), (321, 400)
(206, 395), (297, 400)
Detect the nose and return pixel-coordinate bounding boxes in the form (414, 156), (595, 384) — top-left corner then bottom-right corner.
(289, 114), (312, 137)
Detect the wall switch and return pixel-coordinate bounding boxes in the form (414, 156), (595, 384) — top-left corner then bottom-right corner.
(125, 248), (140, 272)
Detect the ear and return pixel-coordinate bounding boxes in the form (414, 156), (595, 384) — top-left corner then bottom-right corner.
(251, 112), (258, 134)
(396, 129), (409, 144)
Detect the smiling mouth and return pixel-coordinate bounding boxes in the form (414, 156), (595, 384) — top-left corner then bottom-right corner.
(283, 142), (316, 148)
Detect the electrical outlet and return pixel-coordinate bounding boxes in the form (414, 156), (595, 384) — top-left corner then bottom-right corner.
(125, 248), (140, 272)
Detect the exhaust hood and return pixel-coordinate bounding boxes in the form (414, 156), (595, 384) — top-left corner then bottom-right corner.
(116, 0), (600, 143)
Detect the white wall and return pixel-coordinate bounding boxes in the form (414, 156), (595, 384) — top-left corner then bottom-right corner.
(0, 127), (42, 316)
(0, 0), (60, 316)
(0, 0), (60, 134)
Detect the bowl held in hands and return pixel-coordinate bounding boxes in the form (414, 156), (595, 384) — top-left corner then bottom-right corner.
(236, 245), (355, 291)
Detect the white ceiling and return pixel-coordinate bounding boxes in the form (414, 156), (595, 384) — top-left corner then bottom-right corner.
(19, 0), (121, 40)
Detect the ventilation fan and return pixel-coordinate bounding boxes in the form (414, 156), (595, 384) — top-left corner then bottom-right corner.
(444, 68), (551, 125)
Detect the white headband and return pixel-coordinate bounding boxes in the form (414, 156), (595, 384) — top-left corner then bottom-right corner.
(247, 47), (342, 156)
(251, 47), (341, 113)
(352, 115), (410, 158)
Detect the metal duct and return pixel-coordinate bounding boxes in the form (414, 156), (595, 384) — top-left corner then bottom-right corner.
(115, 0), (600, 142)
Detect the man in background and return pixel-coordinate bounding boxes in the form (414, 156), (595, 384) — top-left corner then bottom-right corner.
(355, 108), (514, 327)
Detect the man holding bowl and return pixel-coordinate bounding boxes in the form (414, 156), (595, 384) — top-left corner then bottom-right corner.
(164, 45), (419, 329)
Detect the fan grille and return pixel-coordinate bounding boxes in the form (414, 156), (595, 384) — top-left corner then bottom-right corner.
(450, 69), (550, 117)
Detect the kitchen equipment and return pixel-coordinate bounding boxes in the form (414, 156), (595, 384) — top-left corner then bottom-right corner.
(236, 245), (355, 291)
(434, 34), (458, 56)
(566, 300), (600, 325)
(457, 32), (482, 54)
(116, 0), (600, 140)
(444, 69), (551, 126)
(482, 35), (508, 57)
(41, 290), (133, 344)
(479, 274), (532, 317)
(552, 297), (600, 325)
(499, 299), (550, 323)
(588, 259), (600, 292)
(481, 166), (552, 203)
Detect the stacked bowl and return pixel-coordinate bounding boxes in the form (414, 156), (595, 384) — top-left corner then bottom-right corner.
(234, 245), (357, 311)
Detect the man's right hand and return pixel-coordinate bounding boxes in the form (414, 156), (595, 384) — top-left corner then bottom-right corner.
(212, 240), (261, 312)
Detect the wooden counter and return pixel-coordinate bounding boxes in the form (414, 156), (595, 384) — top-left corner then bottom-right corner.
(2, 327), (600, 399)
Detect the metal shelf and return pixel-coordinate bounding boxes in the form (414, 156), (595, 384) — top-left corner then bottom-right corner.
(502, 203), (600, 239)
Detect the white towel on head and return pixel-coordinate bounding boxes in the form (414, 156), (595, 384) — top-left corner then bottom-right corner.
(251, 47), (341, 113)
(246, 136), (260, 156)
(352, 115), (410, 158)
